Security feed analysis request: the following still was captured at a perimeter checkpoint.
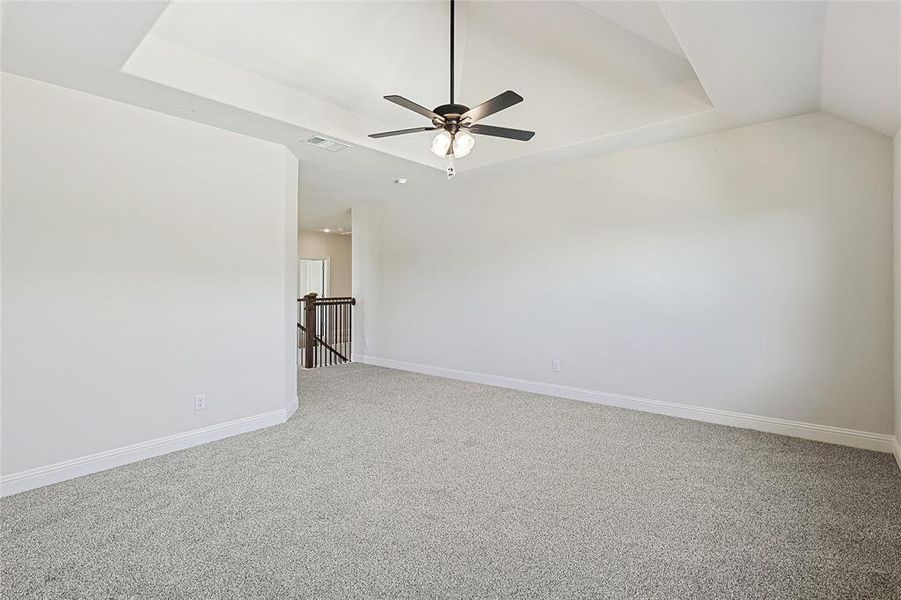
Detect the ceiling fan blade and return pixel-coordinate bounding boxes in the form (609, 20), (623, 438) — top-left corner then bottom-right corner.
(461, 91), (523, 123)
(384, 95), (443, 121)
(369, 126), (438, 139)
(467, 124), (535, 141)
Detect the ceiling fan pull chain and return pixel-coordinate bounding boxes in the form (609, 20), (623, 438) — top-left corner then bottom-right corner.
(446, 156), (456, 180)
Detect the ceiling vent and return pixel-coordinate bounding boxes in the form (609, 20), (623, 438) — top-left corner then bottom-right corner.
(305, 135), (349, 152)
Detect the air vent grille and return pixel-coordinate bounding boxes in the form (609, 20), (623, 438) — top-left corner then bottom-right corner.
(305, 136), (349, 152)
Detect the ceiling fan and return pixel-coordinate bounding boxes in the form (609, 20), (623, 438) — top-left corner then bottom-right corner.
(368, 0), (534, 166)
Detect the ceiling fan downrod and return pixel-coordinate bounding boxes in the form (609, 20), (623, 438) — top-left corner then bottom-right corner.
(450, 0), (454, 105)
(368, 0), (535, 165)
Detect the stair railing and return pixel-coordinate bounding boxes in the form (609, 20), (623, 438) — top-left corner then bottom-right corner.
(298, 293), (356, 368)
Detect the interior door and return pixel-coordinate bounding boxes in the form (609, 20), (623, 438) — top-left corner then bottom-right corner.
(298, 258), (326, 297)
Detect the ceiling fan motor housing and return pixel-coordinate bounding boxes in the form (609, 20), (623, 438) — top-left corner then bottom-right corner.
(433, 103), (470, 130)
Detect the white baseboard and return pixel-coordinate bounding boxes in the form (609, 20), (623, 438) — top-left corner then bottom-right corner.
(1, 408), (289, 497)
(354, 354), (895, 455)
(894, 438), (901, 471)
(286, 395), (299, 419)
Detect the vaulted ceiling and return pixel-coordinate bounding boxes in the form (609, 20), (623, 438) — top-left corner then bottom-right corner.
(2, 1), (899, 231)
(122, 0), (709, 172)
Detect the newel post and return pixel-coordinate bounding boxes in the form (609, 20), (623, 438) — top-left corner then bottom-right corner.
(303, 292), (318, 369)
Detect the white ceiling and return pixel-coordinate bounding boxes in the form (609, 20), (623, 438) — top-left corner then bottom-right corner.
(576, 1), (686, 58)
(2, 1), (899, 232)
(659, 1), (826, 122)
(122, 0), (708, 171)
(821, 1), (901, 137)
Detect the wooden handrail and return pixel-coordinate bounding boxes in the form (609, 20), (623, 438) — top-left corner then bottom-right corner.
(297, 296), (356, 303)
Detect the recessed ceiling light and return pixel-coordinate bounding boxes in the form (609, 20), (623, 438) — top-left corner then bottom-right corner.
(323, 228), (331, 233)
(394, 178), (407, 184)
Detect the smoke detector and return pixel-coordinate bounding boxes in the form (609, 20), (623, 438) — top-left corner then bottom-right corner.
(305, 135), (349, 152)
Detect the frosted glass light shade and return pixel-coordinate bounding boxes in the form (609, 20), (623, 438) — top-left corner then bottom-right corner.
(452, 131), (475, 158)
(430, 130), (452, 157)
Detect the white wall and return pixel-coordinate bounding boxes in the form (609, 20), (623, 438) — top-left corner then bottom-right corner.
(299, 231), (352, 297)
(893, 4), (901, 462)
(1, 74), (298, 479)
(354, 112), (893, 436)
(895, 129), (901, 448)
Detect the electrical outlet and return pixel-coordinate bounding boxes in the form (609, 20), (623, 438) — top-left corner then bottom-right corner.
(194, 394), (207, 411)
(552, 360), (561, 373)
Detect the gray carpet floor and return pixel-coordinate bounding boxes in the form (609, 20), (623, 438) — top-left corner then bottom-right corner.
(2, 363), (900, 599)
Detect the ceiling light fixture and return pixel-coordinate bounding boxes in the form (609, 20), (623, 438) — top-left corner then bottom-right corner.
(429, 130), (452, 158)
(369, 0), (534, 175)
(394, 178), (408, 184)
(323, 228), (331, 233)
(452, 130), (475, 158)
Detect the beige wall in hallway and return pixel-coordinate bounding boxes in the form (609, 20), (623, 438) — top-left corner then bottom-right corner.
(299, 231), (352, 297)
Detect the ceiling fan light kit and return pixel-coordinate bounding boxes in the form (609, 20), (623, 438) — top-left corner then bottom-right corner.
(430, 130), (453, 157)
(452, 130), (475, 158)
(369, 0), (534, 178)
